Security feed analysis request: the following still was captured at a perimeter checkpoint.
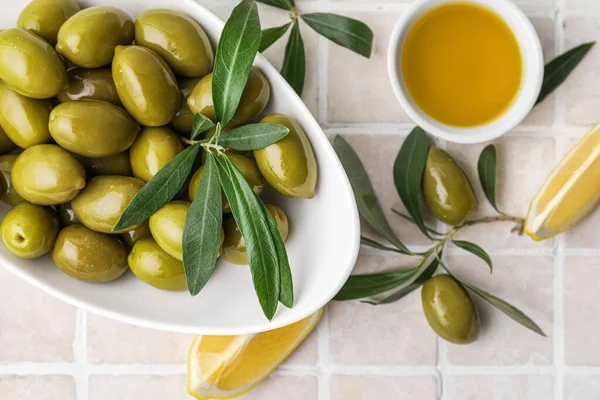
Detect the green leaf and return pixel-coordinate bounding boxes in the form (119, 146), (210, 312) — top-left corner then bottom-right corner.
(452, 240), (493, 273)
(477, 144), (498, 211)
(114, 144), (201, 231)
(390, 208), (443, 236)
(333, 136), (412, 255)
(214, 154), (280, 320)
(334, 269), (417, 301)
(301, 13), (373, 58)
(281, 20), (305, 96)
(360, 236), (405, 253)
(393, 127), (431, 239)
(182, 153), (223, 295)
(191, 114), (216, 140)
(536, 42), (595, 105)
(259, 23), (291, 52)
(213, 0), (261, 127)
(217, 123), (289, 151)
(461, 281), (546, 337)
(256, 0), (293, 10)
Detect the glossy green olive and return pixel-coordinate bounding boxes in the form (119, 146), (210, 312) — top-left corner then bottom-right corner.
(76, 152), (132, 177)
(17, 0), (80, 45)
(128, 237), (186, 291)
(120, 219), (152, 249)
(222, 204), (288, 265)
(56, 6), (134, 68)
(0, 126), (17, 155)
(422, 148), (478, 226)
(71, 175), (145, 234)
(189, 154), (264, 212)
(149, 201), (190, 261)
(49, 100), (141, 158)
(0, 82), (53, 149)
(0, 28), (67, 99)
(421, 275), (480, 344)
(0, 155), (26, 206)
(130, 127), (183, 182)
(134, 9), (213, 78)
(112, 45), (180, 127)
(1, 202), (59, 259)
(57, 201), (79, 227)
(254, 114), (317, 198)
(188, 68), (270, 127)
(170, 78), (201, 134)
(52, 225), (128, 283)
(12, 144), (86, 205)
(57, 68), (121, 106)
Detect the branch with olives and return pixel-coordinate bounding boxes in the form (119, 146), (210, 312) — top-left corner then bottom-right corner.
(332, 42), (595, 343)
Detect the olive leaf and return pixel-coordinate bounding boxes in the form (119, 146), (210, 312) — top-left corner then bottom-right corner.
(259, 22), (291, 52)
(334, 269), (418, 301)
(114, 143), (201, 231)
(214, 154), (280, 320)
(191, 113), (216, 140)
(183, 153), (223, 295)
(212, 0), (261, 128)
(333, 135), (412, 255)
(217, 123), (289, 151)
(452, 240), (493, 273)
(393, 127), (431, 239)
(477, 144), (498, 212)
(301, 13), (374, 58)
(360, 236), (405, 253)
(390, 208), (443, 236)
(281, 20), (305, 96)
(536, 41), (596, 105)
(256, 0), (293, 10)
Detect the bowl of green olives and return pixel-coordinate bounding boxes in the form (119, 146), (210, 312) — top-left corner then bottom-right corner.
(0, 0), (360, 334)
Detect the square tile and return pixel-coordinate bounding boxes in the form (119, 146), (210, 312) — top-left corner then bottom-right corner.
(0, 268), (75, 362)
(283, 326), (318, 365)
(330, 375), (437, 400)
(444, 255), (553, 365)
(87, 314), (194, 364)
(89, 375), (190, 400)
(564, 376), (600, 400)
(329, 250), (438, 366)
(238, 375), (318, 400)
(0, 376), (76, 400)
(445, 375), (554, 400)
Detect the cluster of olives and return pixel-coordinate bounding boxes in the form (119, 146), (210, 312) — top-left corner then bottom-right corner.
(0, 0), (317, 291)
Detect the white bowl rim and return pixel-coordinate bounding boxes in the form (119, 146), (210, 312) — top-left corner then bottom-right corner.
(387, 0), (544, 144)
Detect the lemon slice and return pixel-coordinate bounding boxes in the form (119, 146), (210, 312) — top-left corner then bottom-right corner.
(188, 310), (322, 399)
(525, 124), (600, 240)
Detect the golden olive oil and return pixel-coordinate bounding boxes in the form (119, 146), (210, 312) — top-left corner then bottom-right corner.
(401, 2), (522, 127)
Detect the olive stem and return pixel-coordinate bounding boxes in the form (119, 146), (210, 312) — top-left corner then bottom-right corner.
(461, 215), (525, 235)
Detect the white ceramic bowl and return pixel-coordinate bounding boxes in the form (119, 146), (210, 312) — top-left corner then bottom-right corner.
(388, 0), (544, 144)
(0, 0), (360, 335)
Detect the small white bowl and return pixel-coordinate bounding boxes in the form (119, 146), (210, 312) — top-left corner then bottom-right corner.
(388, 0), (544, 144)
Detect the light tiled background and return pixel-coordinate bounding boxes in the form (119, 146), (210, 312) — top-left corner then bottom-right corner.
(2, 0), (600, 399)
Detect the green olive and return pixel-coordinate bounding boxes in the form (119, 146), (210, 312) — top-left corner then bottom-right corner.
(189, 154), (263, 212)
(17, 0), (80, 45)
(49, 100), (141, 158)
(57, 68), (121, 106)
(254, 114), (317, 199)
(0, 126), (18, 155)
(112, 45), (181, 127)
(120, 219), (152, 250)
(0, 155), (26, 206)
(421, 275), (480, 344)
(1, 202), (59, 259)
(422, 148), (478, 226)
(12, 144), (86, 205)
(76, 152), (132, 177)
(149, 200), (190, 261)
(0, 28), (67, 99)
(0, 82), (53, 148)
(188, 68), (270, 127)
(222, 204), (288, 265)
(130, 127), (183, 182)
(134, 9), (213, 78)
(52, 225), (128, 283)
(128, 237), (187, 291)
(56, 201), (79, 227)
(71, 175), (145, 234)
(170, 78), (201, 134)
(56, 6), (134, 68)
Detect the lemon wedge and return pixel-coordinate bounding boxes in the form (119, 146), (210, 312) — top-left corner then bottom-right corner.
(525, 124), (600, 240)
(188, 310), (322, 399)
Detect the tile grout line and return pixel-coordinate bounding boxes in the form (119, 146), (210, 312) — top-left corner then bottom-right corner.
(73, 309), (88, 400)
(316, 307), (331, 400)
